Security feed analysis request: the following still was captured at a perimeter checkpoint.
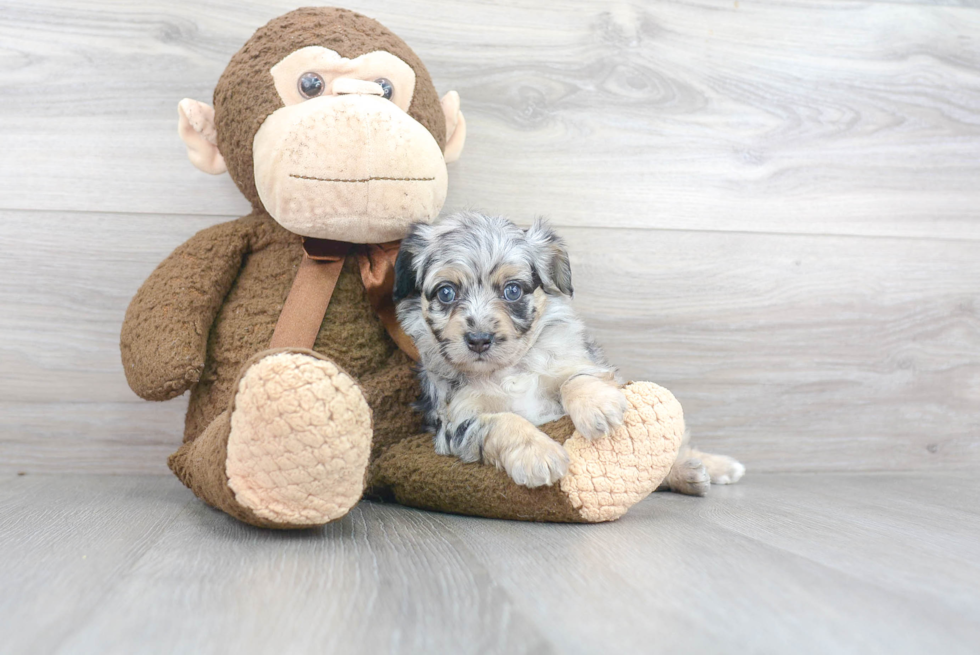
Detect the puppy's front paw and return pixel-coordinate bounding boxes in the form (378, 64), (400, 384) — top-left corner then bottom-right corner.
(484, 415), (569, 488)
(563, 377), (628, 440)
(503, 435), (570, 488)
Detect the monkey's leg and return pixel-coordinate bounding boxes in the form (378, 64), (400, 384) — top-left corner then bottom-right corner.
(369, 381), (683, 523)
(354, 349), (423, 461)
(168, 348), (372, 529)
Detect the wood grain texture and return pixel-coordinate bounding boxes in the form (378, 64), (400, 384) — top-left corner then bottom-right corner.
(0, 401), (185, 475)
(429, 472), (980, 654)
(55, 499), (551, 655)
(2, 472), (977, 654)
(0, 211), (221, 404)
(0, 0), (979, 238)
(0, 475), (191, 654)
(572, 227), (980, 471)
(1, 210), (977, 474)
(1, 0), (979, 475)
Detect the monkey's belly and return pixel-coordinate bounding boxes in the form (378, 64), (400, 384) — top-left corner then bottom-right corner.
(184, 239), (396, 442)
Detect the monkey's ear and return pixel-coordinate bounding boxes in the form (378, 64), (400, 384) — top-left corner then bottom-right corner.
(393, 225), (427, 303)
(441, 91), (466, 164)
(525, 218), (573, 297)
(177, 99), (227, 175)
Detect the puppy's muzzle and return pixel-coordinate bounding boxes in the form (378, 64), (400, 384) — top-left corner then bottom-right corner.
(464, 331), (494, 354)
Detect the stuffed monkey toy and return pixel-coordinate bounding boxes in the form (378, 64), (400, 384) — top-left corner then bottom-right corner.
(120, 7), (684, 529)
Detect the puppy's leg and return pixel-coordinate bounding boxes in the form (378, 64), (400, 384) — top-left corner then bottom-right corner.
(689, 447), (745, 485)
(560, 373), (628, 440)
(658, 433), (746, 496)
(447, 413), (569, 488)
(659, 445), (711, 496)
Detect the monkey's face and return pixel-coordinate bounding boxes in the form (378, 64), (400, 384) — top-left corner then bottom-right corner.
(177, 8), (466, 244)
(252, 47), (449, 242)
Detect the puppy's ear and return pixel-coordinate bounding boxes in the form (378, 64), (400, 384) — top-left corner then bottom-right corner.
(393, 224), (427, 303)
(525, 217), (573, 297)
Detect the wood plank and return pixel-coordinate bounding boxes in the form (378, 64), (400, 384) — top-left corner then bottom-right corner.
(2, 210), (977, 474)
(0, 211), (223, 404)
(692, 473), (980, 611)
(49, 479), (551, 655)
(855, 0), (980, 6)
(0, 401), (184, 475)
(427, 472), (980, 654)
(3, 473), (975, 654)
(0, 0), (979, 238)
(796, 470), (980, 515)
(0, 475), (191, 654)
(570, 226), (980, 472)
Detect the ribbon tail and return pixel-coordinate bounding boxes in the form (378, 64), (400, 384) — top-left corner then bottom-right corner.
(359, 243), (420, 362)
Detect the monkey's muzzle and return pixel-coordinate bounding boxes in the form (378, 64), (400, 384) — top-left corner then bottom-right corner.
(253, 94), (448, 243)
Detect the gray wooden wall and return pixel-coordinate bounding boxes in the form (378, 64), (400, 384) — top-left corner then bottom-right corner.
(1, 0), (978, 475)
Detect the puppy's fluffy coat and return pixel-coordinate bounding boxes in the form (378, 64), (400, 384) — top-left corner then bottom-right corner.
(394, 211), (744, 492)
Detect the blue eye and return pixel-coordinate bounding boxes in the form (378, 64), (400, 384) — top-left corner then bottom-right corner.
(437, 284), (457, 304)
(298, 72), (324, 99)
(503, 283), (523, 302)
(375, 78), (394, 100)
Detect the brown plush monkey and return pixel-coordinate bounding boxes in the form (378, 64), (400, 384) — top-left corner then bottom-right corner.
(121, 7), (684, 529)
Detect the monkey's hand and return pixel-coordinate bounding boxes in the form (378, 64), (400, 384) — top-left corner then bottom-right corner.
(120, 219), (250, 401)
(561, 375), (628, 440)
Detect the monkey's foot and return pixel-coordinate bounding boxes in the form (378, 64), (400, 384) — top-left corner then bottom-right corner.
(225, 351), (373, 526)
(558, 381), (684, 522)
(367, 381), (683, 523)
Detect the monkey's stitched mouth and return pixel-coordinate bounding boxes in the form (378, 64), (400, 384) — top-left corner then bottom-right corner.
(290, 174), (435, 183)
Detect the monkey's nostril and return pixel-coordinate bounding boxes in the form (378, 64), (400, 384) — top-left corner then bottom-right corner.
(464, 332), (494, 354)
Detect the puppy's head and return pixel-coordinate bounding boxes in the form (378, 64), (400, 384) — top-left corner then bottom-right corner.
(394, 211), (573, 374)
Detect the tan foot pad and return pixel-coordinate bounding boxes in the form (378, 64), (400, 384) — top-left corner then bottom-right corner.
(560, 381), (684, 522)
(226, 352), (372, 526)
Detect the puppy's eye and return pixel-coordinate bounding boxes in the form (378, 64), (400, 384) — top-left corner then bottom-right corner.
(375, 78), (394, 100)
(298, 72), (325, 99)
(436, 284), (457, 304)
(503, 283), (523, 302)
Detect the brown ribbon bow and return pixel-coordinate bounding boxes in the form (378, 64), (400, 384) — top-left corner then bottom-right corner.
(269, 237), (419, 361)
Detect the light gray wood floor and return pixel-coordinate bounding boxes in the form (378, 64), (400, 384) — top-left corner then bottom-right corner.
(2, 472), (977, 655)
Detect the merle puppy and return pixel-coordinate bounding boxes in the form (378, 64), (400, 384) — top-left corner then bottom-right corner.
(393, 211), (744, 493)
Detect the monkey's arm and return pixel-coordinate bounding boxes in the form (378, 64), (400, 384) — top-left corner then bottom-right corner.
(120, 219), (250, 401)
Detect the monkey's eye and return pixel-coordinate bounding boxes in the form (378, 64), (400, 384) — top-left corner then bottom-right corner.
(436, 284), (457, 304)
(298, 72), (325, 99)
(375, 78), (394, 100)
(503, 283), (523, 302)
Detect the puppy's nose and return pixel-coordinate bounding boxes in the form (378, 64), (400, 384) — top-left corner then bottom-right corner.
(464, 332), (494, 353)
